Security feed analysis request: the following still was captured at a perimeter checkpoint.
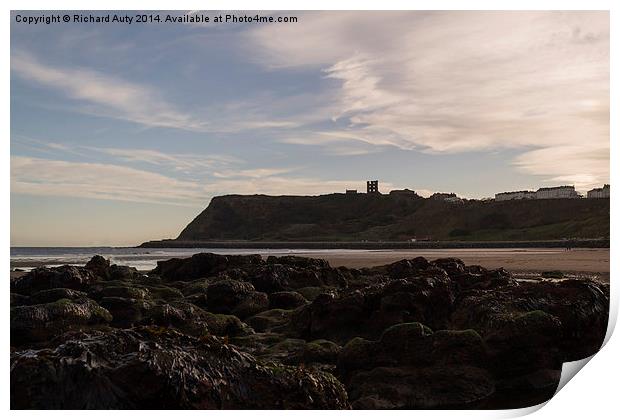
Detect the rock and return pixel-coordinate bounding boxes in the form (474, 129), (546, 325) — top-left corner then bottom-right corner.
(250, 261), (348, 293)
(109, 264), (140, 280)
(8, 252), (610, 410)
(296, 286), (330, 302)
(232, 292), (270, 320)
(290, 273), (456, 344)
(266, 255), (330, 270)
(230, 332), (287, 355)
(10, 293), (30, 307)
(206, 279), (268, 319)
(100, 285), (150, 300)
(431, 257), (466, 278)
(179, 279), (210, 296)
(30, 288), (88, 304)
(450, 279), (608, 361)
(258, 338), (307, 364)
(143, 285), (184, 301)
(541, 270), (564, 279)
(249, 264), (293, 293)
(11, 297), (112, 345)
(10, 327), (349, 409)
(142, 301), (211, 337)
(11, 266), (97, 295)
(202, 312), (254, 337)
(269, 291), (308, 309)
(99, 297), (152, 328)
(85, 255), (110, 279)
(302, 339), (341, 364)
(348, 366), (494, 409)
(337, 323), (492, 408)
(337, 323), (487, 378)
(245, 309), (293, 333)
(152, 253), (262, 282)
(485, 311), (563, 378)
(383, 257), (431, 278)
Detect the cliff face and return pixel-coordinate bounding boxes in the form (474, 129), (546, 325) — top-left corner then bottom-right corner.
(177, 193), (610, 242)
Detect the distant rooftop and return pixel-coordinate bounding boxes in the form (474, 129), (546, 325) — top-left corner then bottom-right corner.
(537, 186), (575, 191)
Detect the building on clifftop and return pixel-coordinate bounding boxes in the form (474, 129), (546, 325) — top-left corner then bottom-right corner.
(367, 180), (379, 194)
(587, 184), (610, 198)
(535, 186), (580, 199)
(495, 190), (536, 201)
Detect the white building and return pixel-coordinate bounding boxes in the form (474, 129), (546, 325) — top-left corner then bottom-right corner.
(587, 184), (610, 199)
(495, 190), (536, 201)
(535, 186), (580, 199)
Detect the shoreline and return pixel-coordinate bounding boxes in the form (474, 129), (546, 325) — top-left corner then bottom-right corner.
(137, 239), (610, 249)
(10, 247), (610, 282)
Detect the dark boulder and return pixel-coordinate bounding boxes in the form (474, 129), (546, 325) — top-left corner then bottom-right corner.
(348, 366), (494, 409)
(11, 297), (112, 345)
(383, 257), (431, 278)
(99, 297), (152, 328)
(11, 266), (97, 295)
(450, 279), (608, 361)
(201, 312), (254, 337)
(250, 261), (348, 293)
(249, 264), (293, 293)
(337, 323), (492, 409)
(431, 257), (466, 278)
(85, 255), (110, 279)
(10, 327), (349, 409)
(337, 323), (487, 378)
(143, 284), (184, 301)
(290, 273), (457, 344)
(302, 339), (342, 364)
(484, 310), (563, 380)
(152, 253), (262, 282)
(142, 301), (211, 337)
(245, 309), (293, 333)
(10, 293), (30, 307)
(269, 291), (308, 309)
(451, 266), (518, 291)
(255, 338), (307, 365)
(30, 288), (88, 304)
(108, 264), (140, 280)
(100, 285), (150, 300)
(206, 279), (268, 319)
(266, 255), (330, 270)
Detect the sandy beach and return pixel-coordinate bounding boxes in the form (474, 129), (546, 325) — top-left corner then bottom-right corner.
(294, 248), (610, 283)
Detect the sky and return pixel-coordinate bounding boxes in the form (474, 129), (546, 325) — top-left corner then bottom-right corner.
(10, 11), (609, 246)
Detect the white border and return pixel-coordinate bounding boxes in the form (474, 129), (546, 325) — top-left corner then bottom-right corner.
(3, 1), (616, 418)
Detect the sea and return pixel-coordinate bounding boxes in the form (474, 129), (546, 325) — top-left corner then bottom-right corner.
(10, 247), (372, 271)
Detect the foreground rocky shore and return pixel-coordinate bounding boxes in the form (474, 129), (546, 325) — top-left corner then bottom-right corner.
(10, 253), (609, 409)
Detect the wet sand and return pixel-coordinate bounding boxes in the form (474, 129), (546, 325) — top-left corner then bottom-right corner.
(295, 248), (610, 279)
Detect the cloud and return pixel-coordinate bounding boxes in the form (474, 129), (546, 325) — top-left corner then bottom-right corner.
(246, 11), (609, 187)
(513, 144), (610, 192)
(11, 53), (208, 131)
(11, 156), (206, 206)
(212, 168), (294, 179)
(90, 147), (242, 172)
(11, 154), (371, 205)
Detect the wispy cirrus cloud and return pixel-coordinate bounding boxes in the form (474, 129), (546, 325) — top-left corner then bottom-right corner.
(11, 154), (369, 205)
(246, 11), (610, 189)
(11, 53), (208, 131)
(89, 147), (242, 172)
(11, 156), (207, 206)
